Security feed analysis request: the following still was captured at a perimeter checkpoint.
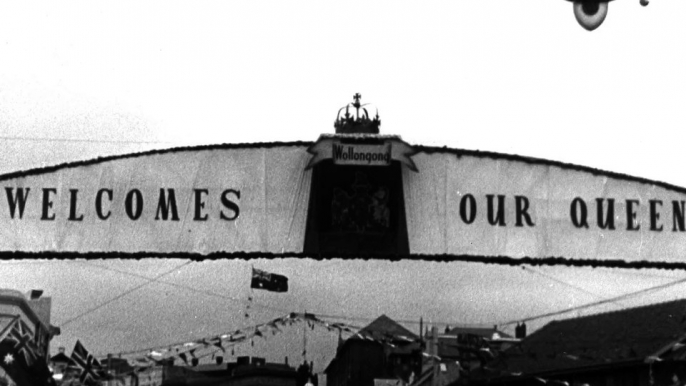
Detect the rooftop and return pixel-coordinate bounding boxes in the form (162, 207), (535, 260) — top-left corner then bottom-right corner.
(445, 326), (513, 340)
(486, 298), (686, 376)
(326, 314), (420, 374)
(355, 314), (418, 342)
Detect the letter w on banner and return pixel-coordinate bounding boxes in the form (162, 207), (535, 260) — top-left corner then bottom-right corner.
(70, 340), (103, 383)
(251, 268), (289, 292)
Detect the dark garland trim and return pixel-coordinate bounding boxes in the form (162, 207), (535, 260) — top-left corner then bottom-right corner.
(0, 141), (313, 182)
(413, 145), (686, 195)
(2, 251), (686, 271)
(1, 141), (684, 195)
(2, 143), (686, 270)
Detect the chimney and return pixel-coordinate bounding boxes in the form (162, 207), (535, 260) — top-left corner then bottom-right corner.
(419, 317), (425, 351)
(28, 289), (44, 300)
(28, 295), (52, 326)
(58, 347), (66, 354)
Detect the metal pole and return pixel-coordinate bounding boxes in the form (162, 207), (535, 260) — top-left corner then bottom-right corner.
(431, 327), (438, 386)
(107, 353), (112, 386)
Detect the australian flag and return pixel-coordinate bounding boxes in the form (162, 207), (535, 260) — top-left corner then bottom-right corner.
(7, 318), (38, 366)
(251, 268), (288, 292)
(0, 316), (45, 386)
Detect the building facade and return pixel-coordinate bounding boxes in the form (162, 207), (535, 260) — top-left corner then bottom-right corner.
(162, 356), (304, 386)
(469, 299), (686, 386)
(325, 315), (421, 386)
(0, 288), (61, 386)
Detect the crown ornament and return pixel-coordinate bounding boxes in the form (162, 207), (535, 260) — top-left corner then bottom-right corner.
(334, 93), (381, 134)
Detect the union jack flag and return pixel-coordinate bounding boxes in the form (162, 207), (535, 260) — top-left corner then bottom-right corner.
(70, 340), (102, 383)
(6, 319), (38, 366)
(0, 316), (19, 344)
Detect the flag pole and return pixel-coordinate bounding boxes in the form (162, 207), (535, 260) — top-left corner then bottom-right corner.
(303, 309), (308, 363)
(107, 353), (113, 386)
(247, 264), (255, 319)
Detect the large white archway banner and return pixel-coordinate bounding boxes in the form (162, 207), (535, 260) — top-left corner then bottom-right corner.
(0, 145), (312, 254)
(404, 152), (686, 263)
(1, 143), (685, 265)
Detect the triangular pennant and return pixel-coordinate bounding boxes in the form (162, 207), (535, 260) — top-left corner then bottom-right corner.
(213, 340), (225, 353)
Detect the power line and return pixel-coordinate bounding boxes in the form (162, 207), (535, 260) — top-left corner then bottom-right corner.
(0, 260), (62, 265)
(603, 268), (686, 281)
(60, 260), (192, 327)
(500, 275), (686, 326)
(522, 266), (624, 307)
(72, 260), (289, 315)
(73, 261), (486, 335)
(0, 135), (174, 145)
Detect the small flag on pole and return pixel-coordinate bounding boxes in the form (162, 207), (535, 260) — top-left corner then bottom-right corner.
(251, 268), (288, 292)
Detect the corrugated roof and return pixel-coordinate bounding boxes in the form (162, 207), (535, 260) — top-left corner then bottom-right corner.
(491, 298), (686, 375)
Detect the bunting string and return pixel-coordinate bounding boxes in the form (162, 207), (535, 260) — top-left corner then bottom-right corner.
(81, 311), (684, 386)
(99, 312), (400, 368)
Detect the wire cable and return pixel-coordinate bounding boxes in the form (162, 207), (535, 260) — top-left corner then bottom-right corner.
(71, 261), (290, 315)
(522, 266), (624, 306)
(73, 261), (487, 329)
(0, 135), (174, 145)
(602, 268), (686, 280)
(499, 274), (686, 326)
(60, 260), (192, 327)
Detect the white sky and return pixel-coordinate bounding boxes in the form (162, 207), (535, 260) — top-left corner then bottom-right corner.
(2, 0), (686, 376)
